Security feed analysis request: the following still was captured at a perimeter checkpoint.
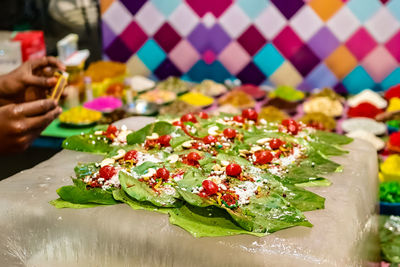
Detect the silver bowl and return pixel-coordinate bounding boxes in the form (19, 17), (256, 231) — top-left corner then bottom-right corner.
(124, 100), (159, 116)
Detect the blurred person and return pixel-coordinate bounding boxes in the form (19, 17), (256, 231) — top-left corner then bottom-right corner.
(0, 57), (64, 154)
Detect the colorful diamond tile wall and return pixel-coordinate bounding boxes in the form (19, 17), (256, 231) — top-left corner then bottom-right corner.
(101, 0), (400, 93)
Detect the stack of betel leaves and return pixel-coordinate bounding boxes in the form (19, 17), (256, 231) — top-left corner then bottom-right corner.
(53, 109), (353, 237)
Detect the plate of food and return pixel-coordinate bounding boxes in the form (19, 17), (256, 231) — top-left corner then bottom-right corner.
(236, 84), (266, 100)
(84, 96), (123, 113)
(59, 106), (102, 127)
(218, 89), (256, 109)
(138, 89), (177, 105)
(156, 76), (190, 95)
(192, 80), (227, 97)
(128, 76), (156, 93)
(124, 99), (159, 116)
(179, 92), (214, 108)
(159, 99), (201, 116)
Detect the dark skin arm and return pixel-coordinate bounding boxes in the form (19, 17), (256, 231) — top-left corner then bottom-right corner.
(0, 57), (65, 154)
(0, 99), (62, 154)
(0, 56), (65, 104)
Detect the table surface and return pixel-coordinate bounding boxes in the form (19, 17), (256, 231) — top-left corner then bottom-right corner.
(0, 118), (380, 267)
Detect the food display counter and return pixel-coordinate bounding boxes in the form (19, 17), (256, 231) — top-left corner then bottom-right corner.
(0, 117), (379, 267)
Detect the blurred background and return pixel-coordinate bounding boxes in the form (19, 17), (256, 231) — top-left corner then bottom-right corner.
(0, 0), (102, 64)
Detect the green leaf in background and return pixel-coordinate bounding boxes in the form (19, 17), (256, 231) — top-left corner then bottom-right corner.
(49, 198), (102, 209)
(112, 189), (171, 214)
(119, 171), (180, 207)
(312, 131), (353, 146)
(127, 121), (174, 145)
(56, 179), (118, 205)
(380, 181), (400, 203)
(169, 204), (265, 237)
(380, 215), (400, 264)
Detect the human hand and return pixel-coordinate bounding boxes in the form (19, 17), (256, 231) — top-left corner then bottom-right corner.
(0, 99), (62, 154)
(0, 56), (65, 103)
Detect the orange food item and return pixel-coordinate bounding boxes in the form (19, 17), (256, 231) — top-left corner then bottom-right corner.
(106, 83), (124, 98)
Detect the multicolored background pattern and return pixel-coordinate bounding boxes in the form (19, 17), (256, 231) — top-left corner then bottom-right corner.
(100, 0), (400, 93)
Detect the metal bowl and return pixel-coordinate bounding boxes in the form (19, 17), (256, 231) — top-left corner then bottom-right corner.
(124, 100), (159, 116)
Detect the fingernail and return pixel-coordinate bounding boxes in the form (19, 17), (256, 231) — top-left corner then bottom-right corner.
(57, 107), (63, 113)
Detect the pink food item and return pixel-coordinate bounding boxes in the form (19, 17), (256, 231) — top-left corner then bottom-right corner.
(236, 84), (266, 100)
(84, 96), (123, 112)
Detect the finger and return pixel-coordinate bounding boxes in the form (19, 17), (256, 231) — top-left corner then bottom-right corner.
(33, 66), (56, 77)
(24, 106), (62, 132)
(30, 56), (65, 71)
(13, 99), (57, 117)
(47, 56), (66, 71)
(24, 75), (57, 88)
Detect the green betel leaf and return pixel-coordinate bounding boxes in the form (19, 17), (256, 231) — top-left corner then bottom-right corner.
(380, 215), (400, 264)
(176, 182), (312, 234)
(74, 163), (98, 179)
(216, 153), (253, 168)
(62, 134), (112, 154)
(56, 179), (118, 205)
(132, 162), (159, 175)
(312, 131), (353, 145)
(295, 178), (332, 188)
(169, 204), (265, 237)
(49, 198), (101, 209)
(170, 135), (191, 148)
(119, 171), (180, 207)
(244, 131), (291, 145)
(112, 189), (171, 214)
(283, 150), (340, 184)
(309, 142), (348, 157)
(176, 167), (206, 191)
(127, 121), (174, 145)
(175, 187), (212, 207)
(226, 192), (312, 233)
(278, 183), (325, 212)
